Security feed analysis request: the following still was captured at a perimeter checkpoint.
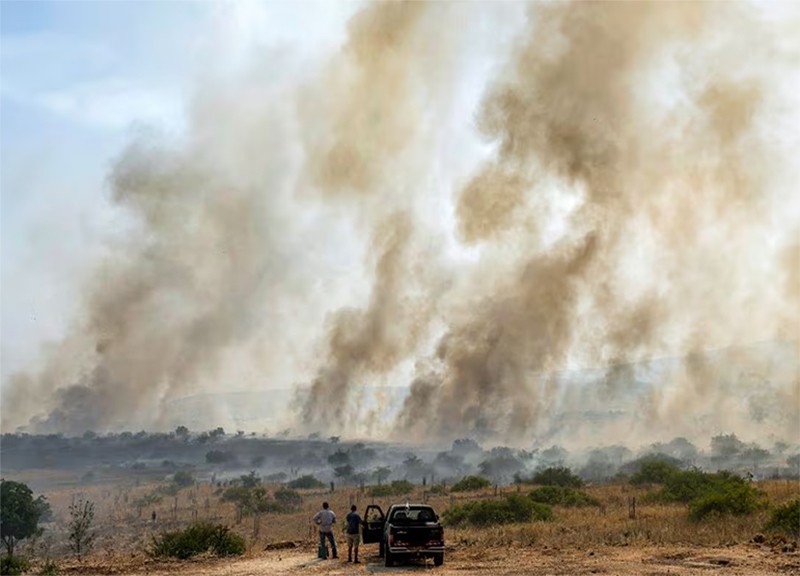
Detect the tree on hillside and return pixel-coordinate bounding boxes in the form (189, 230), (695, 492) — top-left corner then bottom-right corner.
(33, 495), (53, 523)
(711, 433), (744, 459)
(0, 480), (42, 559)
(173, 470), (194, 488)
(372, 466), (391, 486)
(68, 497), (95, 559)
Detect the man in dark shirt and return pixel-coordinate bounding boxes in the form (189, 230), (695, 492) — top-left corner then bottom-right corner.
(345, 504), (362, 563)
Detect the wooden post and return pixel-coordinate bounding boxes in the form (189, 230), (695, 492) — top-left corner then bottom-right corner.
(628, 497), (636, 519)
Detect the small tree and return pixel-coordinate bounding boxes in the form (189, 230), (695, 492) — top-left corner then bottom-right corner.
(173, 470), (194, 488)
(68, 497), (95, 559)
(372, 466), (391, 486)
(0, 480), (42, 559)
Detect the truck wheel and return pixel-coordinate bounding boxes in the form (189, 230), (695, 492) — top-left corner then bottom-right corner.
(379, 540), (385, 558)
(384, 548), (393, 567)
(434, 553), (444, 566)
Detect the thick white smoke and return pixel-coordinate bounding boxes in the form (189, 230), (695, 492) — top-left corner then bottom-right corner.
(3, 2), (798, 448)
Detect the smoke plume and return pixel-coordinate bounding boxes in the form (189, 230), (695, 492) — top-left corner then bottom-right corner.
(3, 1), (798, 447)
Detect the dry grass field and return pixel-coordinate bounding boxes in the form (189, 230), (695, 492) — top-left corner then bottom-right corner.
(9, 477), (798, 575)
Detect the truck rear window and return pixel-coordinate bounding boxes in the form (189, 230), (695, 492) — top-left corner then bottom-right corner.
(391, 508), (436, 522)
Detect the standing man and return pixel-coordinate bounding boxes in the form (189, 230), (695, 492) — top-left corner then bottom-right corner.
(345, 504), (362, 563)
(313, 501), (338, 559)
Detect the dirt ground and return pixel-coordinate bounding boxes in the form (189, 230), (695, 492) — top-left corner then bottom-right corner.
(50, 542), (799, 576)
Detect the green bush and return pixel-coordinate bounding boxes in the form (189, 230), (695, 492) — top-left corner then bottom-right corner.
(173, 470), (194, 488)
(688, 482), (766, 522)
(643, 468), (765, 522)
(764, 498), (800, 537)
(38, 560), (58, 575)
(654, 469), (752, 504)
(629, 460), (680, 485)
(149, 522), (245, 559)
(428, 484), (447, 496)
(528, 486), (600, 507)
(1, 555), (30, 575)
(368, 480), (414, 497)
(133, 491), (163, 509)
(157, 483), (180, 497)
(527, 467), (583, 488)
(286, 475), (325, 489)
(443, 495), (552, 527)
(450, 476), (491, 492)
(274, 488), (302, 509)
(643, 469), (714, 503)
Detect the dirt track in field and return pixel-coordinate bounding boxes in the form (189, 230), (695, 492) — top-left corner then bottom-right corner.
(54, 543), (799, 576)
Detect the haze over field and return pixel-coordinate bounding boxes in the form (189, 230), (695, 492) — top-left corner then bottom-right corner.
(2, 1), (798, 447)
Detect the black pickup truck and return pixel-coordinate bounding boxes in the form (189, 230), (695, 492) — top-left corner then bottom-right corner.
(362, 503), (445, 567)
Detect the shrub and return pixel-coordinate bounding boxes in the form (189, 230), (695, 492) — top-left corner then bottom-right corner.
(286, 475), (325, 490)
(428, 485), (447, 496)
(157, 483), (180, 497)
(764, 498), (800, 537)
(264, 472), (287, 483)
(368, 480), (414, 497)
(529, 467), (583, 488)
(688, 482), (766, 522)
(528, 486), (600, 507)
(274, 488), (302, 510)
(205, 450), (235, 464)
(443, 495), (552, 527)
(655, 469), (752, 504)
(38, 560), (59, 575)
(173, 470), (194, 488)
(644, 468), (766, 522)
(645, 469), (716, 503)
(368, 485), (393, 497)
(149, 522), (245, 559)
(239, 471), (260, 489)
(450, 476), (491, 492)
(67, 498), (95, 559)
(133, 492), (162, 509)
(0, 555), (30, 575)
(629, 459), (681, 485)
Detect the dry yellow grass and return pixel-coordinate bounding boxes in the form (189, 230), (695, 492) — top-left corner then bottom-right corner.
(13, 476), (799, 574)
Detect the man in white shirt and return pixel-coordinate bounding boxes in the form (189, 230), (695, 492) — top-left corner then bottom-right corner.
(312, 501), (338, 559)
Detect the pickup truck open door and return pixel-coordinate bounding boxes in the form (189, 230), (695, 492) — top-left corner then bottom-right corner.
(362, 504), (385, 544)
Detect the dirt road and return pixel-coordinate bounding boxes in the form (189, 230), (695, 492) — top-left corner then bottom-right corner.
(87, 543), (798, 576)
